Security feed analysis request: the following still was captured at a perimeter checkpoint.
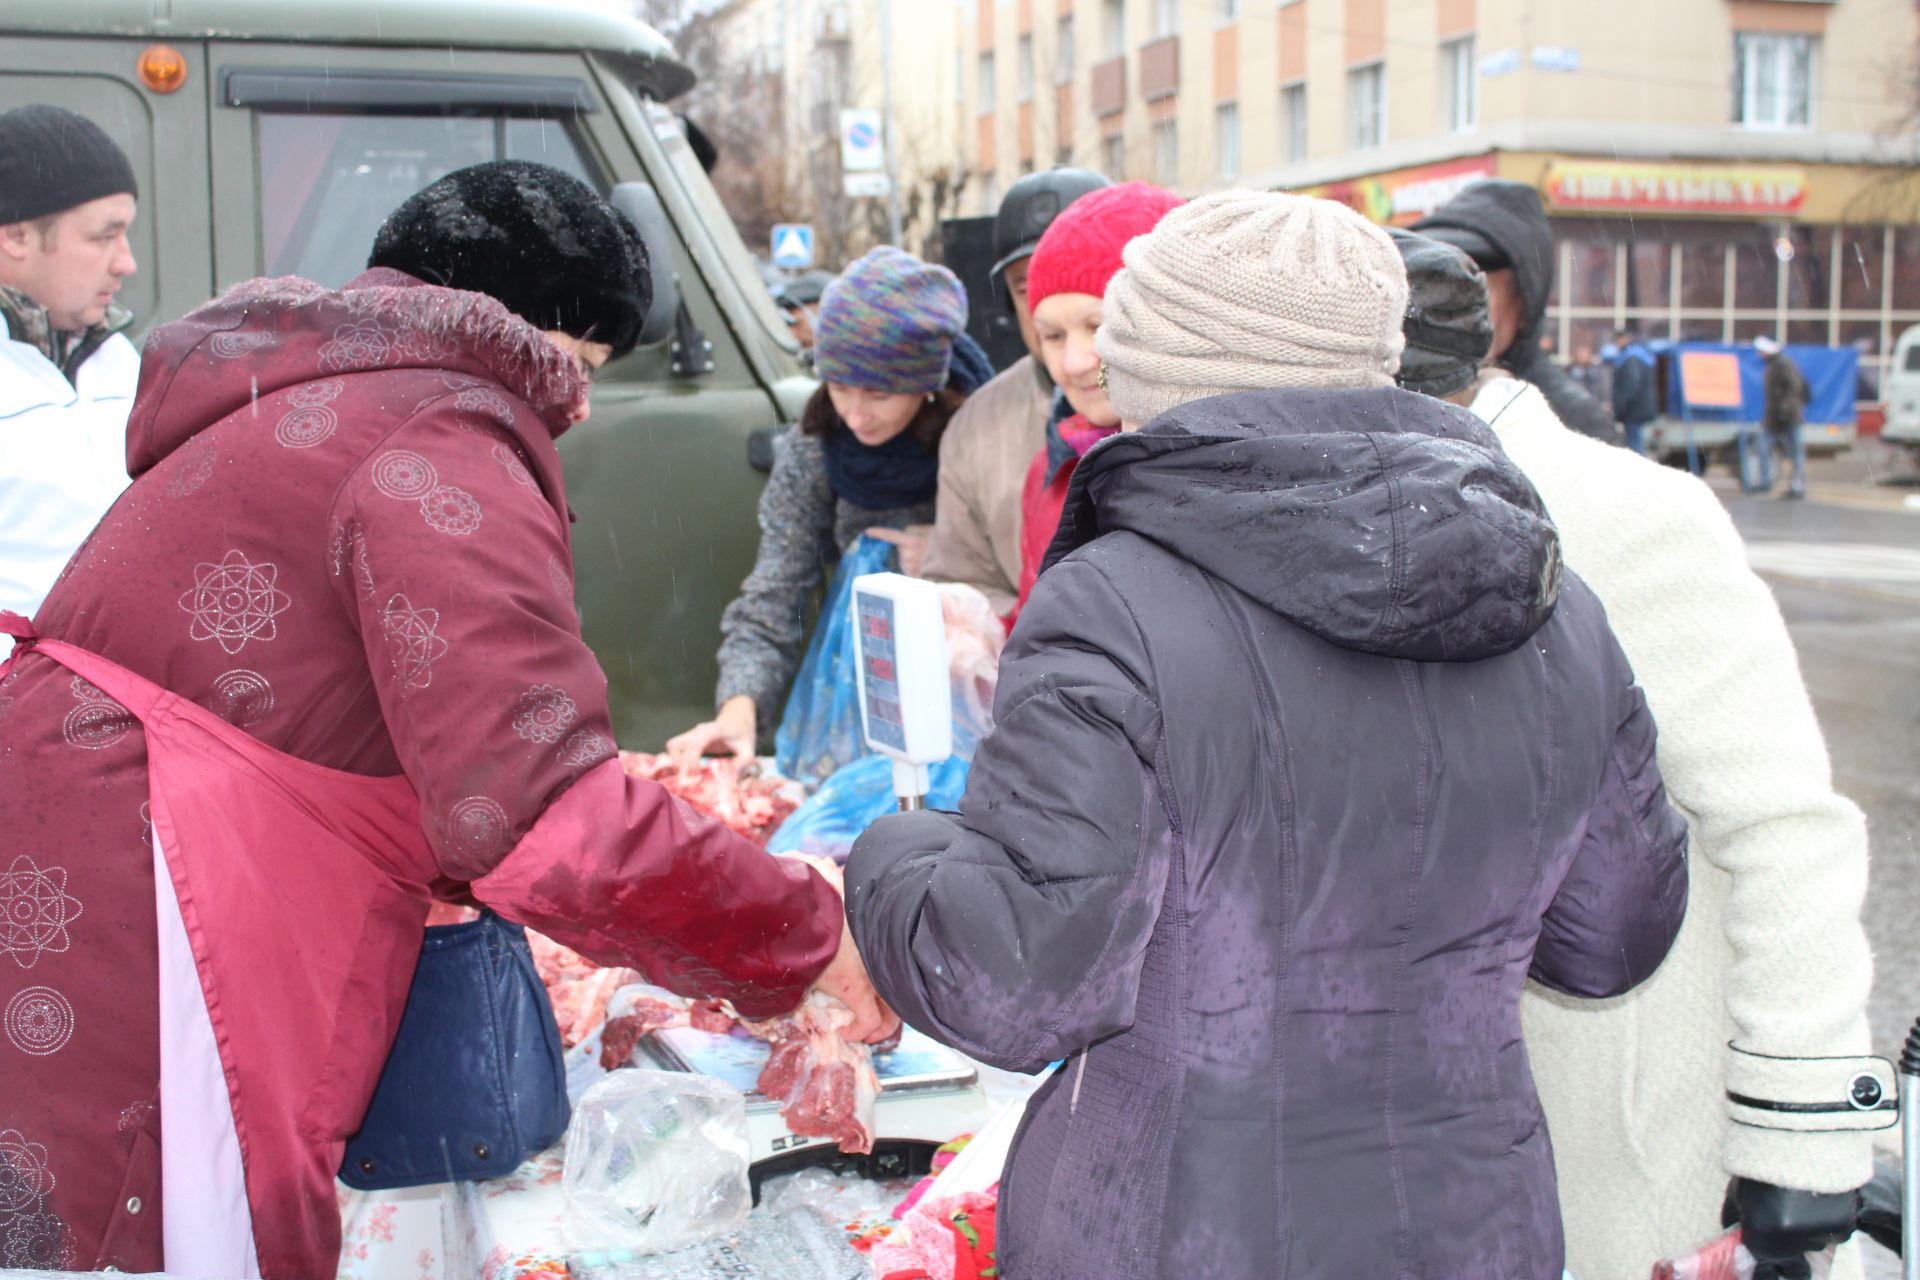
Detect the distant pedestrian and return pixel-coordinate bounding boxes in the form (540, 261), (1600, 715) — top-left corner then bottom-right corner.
(1611, 328), (1659, 456)
(1413, 180), (1623, 444)
(0, 105), (140, 632)
(1754, 335), (1809, 499)
(922, 167), (1109, 614)
(1393, 230), (1886, 1280)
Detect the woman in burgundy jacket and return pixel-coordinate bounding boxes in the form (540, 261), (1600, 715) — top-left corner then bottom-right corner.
(0, 162), (885, 1277)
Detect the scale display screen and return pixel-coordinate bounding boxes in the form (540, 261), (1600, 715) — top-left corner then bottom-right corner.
(854, 591), (906, 753)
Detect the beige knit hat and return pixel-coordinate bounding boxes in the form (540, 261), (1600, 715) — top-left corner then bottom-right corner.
(1096, 190), (1410, 425)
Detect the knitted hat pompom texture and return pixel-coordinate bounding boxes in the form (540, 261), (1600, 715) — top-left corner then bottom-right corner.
(369, 160), (651, 358)
(1096, 190), (1412, 426)
(1025, 180), (1185, 312)
(813, 246), (970, 398)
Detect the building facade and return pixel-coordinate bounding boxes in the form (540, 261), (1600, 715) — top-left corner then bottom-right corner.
(683, 0), (970, 268)
(950, 0), (1920, 393)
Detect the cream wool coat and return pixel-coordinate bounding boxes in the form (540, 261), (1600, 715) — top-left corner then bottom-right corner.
(1473, 377), (1883, 1280)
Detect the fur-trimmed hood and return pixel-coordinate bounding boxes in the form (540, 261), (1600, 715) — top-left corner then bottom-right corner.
(127, 268), (586, 478)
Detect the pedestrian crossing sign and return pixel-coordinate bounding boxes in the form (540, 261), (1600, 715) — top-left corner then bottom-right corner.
(772, 224), (815, 270)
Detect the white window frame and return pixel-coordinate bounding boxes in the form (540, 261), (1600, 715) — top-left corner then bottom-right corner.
(1017, 33), (1035, 104)
(1153, 116), (1179, 187)
(1348, 61), (1386, 151)
(1103, 0), (1127, 60)
(1733, 31), (1817, 129)
(1281, 81), (1307, 163)
(1057, 14), (1076, 85)
(1442, 35), (1477, 133)
(1215, 100), (1240, 181)
(1154, 0), (1180, 39)
(1218, 0), (1242, 23)
(978, 50), (997, 116)
(1102, 132), (1126, 179)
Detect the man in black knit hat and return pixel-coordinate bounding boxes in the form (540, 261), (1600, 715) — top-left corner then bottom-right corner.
(0, 104), (142, 629)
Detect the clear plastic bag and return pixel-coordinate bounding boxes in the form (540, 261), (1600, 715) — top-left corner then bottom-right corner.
(562, 1068), (752, 1254)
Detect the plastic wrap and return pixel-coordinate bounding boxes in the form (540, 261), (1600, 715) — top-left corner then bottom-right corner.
(562, 1069), (752, 1253)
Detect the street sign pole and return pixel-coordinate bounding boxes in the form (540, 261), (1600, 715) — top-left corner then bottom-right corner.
(878, 0), (905, 246)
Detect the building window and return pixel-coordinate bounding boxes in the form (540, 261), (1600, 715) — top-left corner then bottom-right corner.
(983, 171), (1002, 213)
(1153, 117), (1179, 187)
(1057, 14), (1075, 85)
(1103, 0), (1127, 59)
(1218, 0), (1241, 21)
(1154, 0), (1179, 39)
(1215, 101), (1240, 181)
(1732, 31), (1816, 129)
(1018, 34), (1035, 104)
(955, 47), (965, 103)
(1349, 61), (1385, 150)
(978, 51), (997, 116)
(1057, 140), (1075, 166)
(1281, 81), (1307, 163)
(1442, 36), (1476, 132)
(1102, 132), (1126, 179)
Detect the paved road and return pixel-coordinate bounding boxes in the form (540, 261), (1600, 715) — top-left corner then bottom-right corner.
(1710, 444), (1916, 1278)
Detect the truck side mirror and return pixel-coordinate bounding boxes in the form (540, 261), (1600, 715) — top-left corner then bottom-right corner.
(610, 181), (682, 349)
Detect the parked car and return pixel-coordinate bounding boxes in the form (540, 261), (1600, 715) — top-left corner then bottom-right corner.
(1880, 325), (1920, 458)
(0, 0), (812, 747)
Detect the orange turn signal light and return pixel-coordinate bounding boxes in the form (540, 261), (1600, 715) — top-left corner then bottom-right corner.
(138, 45), (188, 95)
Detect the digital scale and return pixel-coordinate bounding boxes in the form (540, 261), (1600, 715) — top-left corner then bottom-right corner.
(849, 573), (952, 808)
(637, 1023), (989, 1197)
(624, 575), (981, 1198)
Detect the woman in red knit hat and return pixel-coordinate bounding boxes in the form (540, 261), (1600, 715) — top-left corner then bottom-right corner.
(1008, 181), (1182, 626)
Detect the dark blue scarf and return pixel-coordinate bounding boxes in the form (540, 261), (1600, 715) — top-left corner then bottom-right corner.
(819, 333), (995, 511)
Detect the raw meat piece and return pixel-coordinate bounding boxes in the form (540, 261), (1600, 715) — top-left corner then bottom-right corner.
(750, 992), (881, 1155)
(618, 751), (803, 846)
(527, 928), (642, 1047)
(689, 1000), (736, 1035)
(598, 996), (690, 1070)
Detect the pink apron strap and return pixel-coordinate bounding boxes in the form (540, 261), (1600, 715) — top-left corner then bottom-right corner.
(8, 621), (440, 1280)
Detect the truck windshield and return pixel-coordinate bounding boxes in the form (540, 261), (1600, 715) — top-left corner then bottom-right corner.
(638, 99), (798, 353)
(258, 112), (603, 287)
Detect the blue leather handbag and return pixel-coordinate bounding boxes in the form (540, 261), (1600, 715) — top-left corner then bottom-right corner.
(339, 911), (570, 1190)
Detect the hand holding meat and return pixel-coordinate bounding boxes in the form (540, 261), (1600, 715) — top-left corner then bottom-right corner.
(792, 855), (900, 1045)
(665, 694), (757, 770)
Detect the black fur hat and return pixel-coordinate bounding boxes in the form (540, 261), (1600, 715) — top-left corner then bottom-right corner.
(369, 160), (650, 358)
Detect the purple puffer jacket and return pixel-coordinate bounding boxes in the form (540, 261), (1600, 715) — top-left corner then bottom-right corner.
(847, 387), (1689, 1280)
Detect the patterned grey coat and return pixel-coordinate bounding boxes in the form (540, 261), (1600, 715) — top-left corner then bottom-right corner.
(714, 427), (931, 726)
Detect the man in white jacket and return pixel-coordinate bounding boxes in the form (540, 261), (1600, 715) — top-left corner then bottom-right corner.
(0, 105), (141, 629)
(1388, 228), (1894, 1280)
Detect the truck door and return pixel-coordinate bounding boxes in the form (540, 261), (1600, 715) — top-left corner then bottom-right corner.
(0, 35), (214, 332)
(204, 43), (786, 747)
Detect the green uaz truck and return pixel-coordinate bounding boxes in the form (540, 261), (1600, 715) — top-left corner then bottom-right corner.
(1, 0), (813, 746)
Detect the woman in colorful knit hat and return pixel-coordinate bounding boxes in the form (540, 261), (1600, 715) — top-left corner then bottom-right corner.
(1008, 181), (1183, 626)
(669, 245), (994, 765)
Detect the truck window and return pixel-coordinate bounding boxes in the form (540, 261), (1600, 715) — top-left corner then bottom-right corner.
(1906, 343), (1920, 373)
(257, 113), (601, 287)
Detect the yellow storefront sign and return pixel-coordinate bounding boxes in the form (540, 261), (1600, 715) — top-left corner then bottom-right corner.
(1543, 160), (1809, 217)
